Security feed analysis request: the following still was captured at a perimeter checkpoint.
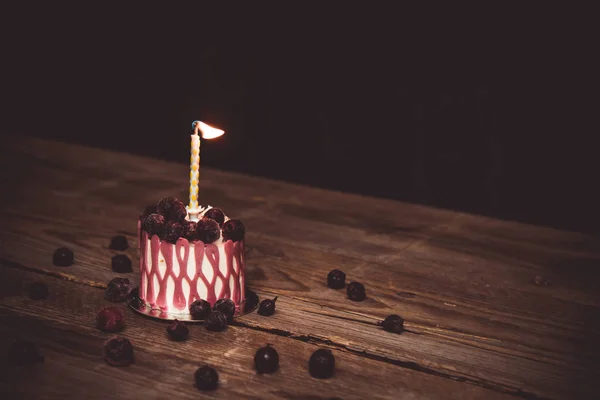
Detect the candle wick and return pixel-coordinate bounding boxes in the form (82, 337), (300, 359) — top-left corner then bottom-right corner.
(192, 120), (201, 136)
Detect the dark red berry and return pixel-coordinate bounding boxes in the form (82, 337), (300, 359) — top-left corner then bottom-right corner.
(170, 202), (187, 222)
(157, 197), (187, 222)
(163, 221), (184, 243)
(156, 197), (176, 214)
(189, 299), (211, 320)
(379, 314), (404, 334)
(347, 281), (366, 302)
(111, 254), (132, 273)
(257, 296), (278, 316)
(8, 340), (44, 365)
(213, 298), (236, 322)
(222, 219), (245, 242)
(203, 208), (225, 227)
(196, 217), (220, 244)
(139, 205), (157, 221)
(183, 220), (198, 241)
(109, 235), (129, 251)
(29, 282), (49, 300)
(254, 344), (279, 374)
(327, 269), (346, 289)
(103, 336), (134, 366)
(309, 349), (335, 379)
(52, 247), (74, 266)
(142, 213), (165, 236)
(194, 365), (219, 391)
(96, 307), (125, 332)
(167, 319), (189, 341)
(205, 310), (228, 332)
(104, 277), (132, 302)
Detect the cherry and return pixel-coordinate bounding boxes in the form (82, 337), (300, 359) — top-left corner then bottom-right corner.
(194, 365), (219, 391)
(309, 349), (335, 379)
(347, 281), (366, 302)
(327, 269), (346, 289)
(254, 344), (279, 374)
(257, 297), (278, 316)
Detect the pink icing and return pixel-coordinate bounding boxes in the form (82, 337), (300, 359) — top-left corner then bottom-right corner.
(138, 222), (245, 313)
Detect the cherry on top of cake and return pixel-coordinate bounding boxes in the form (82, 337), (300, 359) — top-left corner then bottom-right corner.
(139, 197), (245, 245)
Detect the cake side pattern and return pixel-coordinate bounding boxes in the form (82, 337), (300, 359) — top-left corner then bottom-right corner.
(138, 222), (246, 313)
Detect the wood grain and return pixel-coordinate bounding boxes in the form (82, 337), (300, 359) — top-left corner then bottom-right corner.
(0, 266), (514, 400)
(1, 135), (600, 399)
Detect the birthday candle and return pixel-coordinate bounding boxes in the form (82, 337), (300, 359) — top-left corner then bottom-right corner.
(189, 128), (200, 210)
(188, 121), (225, 218)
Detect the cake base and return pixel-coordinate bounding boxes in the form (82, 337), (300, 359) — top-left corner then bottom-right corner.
(127, 287), (259, 323)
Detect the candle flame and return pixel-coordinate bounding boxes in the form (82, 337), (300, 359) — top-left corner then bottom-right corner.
(194, 121), (225, 139)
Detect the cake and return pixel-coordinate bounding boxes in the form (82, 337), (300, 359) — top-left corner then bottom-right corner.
(137, 197), (246, 316)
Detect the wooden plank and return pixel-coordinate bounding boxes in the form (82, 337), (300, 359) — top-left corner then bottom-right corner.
(2, 239), (599, 399)
(0, 267), (514, 400)
(1, 135), (600, 398)
(1, 135), (600, 396)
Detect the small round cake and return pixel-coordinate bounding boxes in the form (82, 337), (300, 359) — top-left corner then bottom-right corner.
(138, 197), (246, 316)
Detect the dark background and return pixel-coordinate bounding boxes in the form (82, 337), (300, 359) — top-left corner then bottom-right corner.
(2, 3), (598, 234)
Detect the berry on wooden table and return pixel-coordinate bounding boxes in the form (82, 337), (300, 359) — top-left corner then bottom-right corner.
(111, 254), (132, 273)
(309, 349), (335, 379)
(103, 336), (134, 366)
(194, 365), (219, 391)
(96, 307), (125, 332)
(327, 269), (346, 289)
(205, 310), (228, 332)
(166, 319), (189, 341)
(52, 247), (74, 267)
(213, 298), (236, 322)
(109, 235), (129, 251)
(379, 314), (404, 334)
(258, 297), (278, 316)
(347, 281), (366, 302)
(254, 344), (279, 374)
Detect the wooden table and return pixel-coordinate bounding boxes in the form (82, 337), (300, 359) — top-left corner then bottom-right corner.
(1, 135), (599, 400)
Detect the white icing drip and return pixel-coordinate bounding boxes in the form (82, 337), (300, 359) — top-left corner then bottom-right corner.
(197, 279), (207, 302)
(214, 278), (223, 299)
(202, 253), (213, 282)
(145, 240), (152, 273)
(229, 278), (235, 298)
(182, 280), (190, 305)
(171, 246), (180, 278)
(157, 250), (166, 280)
(152, 274), (160, 302)
(232, 253), (239, 274)
(142, 271), (147, 298)
(187, 245), (196, 281)
(166, 276), (175, 310)
(218, 246), (228, 276)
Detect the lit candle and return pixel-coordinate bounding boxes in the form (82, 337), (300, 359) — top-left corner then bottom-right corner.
(188, 120), (225, 221)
